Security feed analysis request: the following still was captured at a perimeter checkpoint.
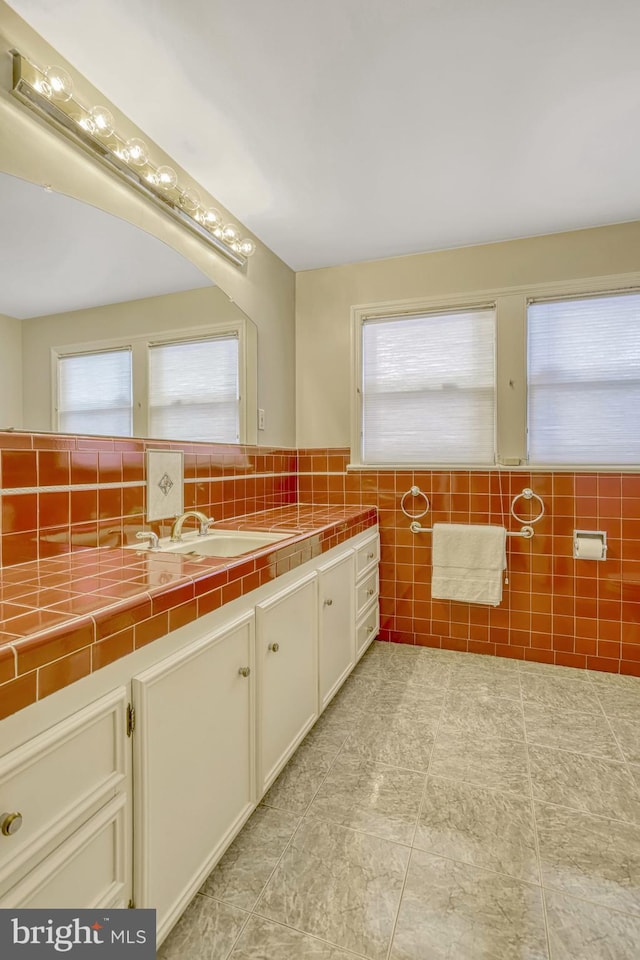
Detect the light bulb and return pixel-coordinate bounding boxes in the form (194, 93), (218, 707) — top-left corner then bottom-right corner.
(239, 238), (256, 257)
(156, 165), (177, 190)
(221, 224), (240, 245)
(199, 208), (223, 231)
(125, 138), (149, 166)
(42, 65), (73, 102)
(89, 105), (115, 137)
(179, 186), (200, 213)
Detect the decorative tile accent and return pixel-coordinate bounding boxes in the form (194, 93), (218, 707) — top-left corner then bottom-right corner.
(146, 449), (184, 521)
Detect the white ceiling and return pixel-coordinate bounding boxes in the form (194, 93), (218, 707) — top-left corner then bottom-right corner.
(7, 0), (640, 271)
(0, 173), (211, 318)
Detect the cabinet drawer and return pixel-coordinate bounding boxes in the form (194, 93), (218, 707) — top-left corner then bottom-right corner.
(0, 687), (128, 889)
(0, 794), (128, 909)
(356, 602), (380, 660)
(356, 569), (379, 618)
(355, 534), (379, 578)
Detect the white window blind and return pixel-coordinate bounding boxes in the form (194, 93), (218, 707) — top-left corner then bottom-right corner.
(58, 348), (132, 436)
(148, 335), (240, 442)
(528, 292), (640, 464)
(361, 308), (496, 464)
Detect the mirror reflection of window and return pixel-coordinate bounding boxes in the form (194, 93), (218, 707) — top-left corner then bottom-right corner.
(149, 335), (240, 442)
(58, 348), (133, 436)
(1, 172), (258, 443)
(55, 330), (245, 442)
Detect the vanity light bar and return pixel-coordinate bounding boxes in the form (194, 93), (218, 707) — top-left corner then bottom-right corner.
(10, 51), (255, 268)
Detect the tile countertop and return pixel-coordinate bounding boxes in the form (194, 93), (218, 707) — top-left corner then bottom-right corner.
(0, 504), (377, 721)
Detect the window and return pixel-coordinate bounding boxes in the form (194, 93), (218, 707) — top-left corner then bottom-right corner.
(353, 279), (640, 469)
(359, 307), (496, 465)
(54, 319), (255, 442)
(528, 292), (640, 465)
(149, 335), (240, 442)
(57, 348), (132, 436)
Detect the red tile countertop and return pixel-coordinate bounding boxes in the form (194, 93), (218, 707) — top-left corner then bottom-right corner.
(0, 504), (377, 721)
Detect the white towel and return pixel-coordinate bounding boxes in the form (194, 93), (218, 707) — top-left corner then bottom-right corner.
(431, 523), (507, 606)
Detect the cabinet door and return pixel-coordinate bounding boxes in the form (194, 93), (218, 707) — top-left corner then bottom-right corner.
(256, 573), (318, 794)
(0, 795), (128, 909)
(132, 613), (254, 942)
(318, 551), (355, 711)
(0, 686), (129, 898)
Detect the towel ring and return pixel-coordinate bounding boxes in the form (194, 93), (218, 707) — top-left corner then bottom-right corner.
(401, 485), (430, 520)
(511, 488), (545, 526)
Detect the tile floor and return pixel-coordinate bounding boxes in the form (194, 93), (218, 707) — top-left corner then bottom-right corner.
(158, 641), (640, 959)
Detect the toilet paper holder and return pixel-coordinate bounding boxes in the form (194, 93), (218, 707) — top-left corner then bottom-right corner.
(573, 530), (607, 561)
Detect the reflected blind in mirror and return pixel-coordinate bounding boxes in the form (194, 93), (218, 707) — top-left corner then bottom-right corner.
(58, 348), (133, 436)
(361, 308), (496, 464)
(149, 335), (240, 442)
(528, 292), (640, 464)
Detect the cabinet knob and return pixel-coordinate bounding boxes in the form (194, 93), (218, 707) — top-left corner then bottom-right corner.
(238, 666), (251, 678)
(367, 587), (375, 596)
(367, 625), (375, 634)
(1, 812), (23, 837)
(268, 642), (280, 653)
(367, 552), (375, 559)
(324, 598), (333, 606)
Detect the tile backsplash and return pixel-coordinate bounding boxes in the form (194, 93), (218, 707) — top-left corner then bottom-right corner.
(298, 449), (640, 677)
(0, 433), (297, 566)
(2, 432), (639, 677)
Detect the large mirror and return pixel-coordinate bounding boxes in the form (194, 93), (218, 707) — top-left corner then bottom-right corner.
(0, 171), (258, 443)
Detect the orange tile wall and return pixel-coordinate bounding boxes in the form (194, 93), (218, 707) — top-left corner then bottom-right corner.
(298, 448), (640, 677)
(0, 433), (297, 568)
(3, 433), (640, 678)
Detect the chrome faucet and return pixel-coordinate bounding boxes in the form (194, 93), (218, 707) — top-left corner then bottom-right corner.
(135, 530), (160, 550)
(170, 510), (214, 542)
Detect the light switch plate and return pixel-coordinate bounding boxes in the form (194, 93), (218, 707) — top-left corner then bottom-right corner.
(146, 450), (184, 522)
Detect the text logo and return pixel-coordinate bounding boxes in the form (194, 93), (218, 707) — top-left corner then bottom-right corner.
(0, 909), (156, 957)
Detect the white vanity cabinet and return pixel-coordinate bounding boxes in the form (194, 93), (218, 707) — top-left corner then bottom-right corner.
(131, 613), (255, 942)
(318, 550), (356, 710)
(256, 572), (318, 795)
(0, 523), (379, 940)
(355, 531), (380, 660)
(0, 686), (131, 909)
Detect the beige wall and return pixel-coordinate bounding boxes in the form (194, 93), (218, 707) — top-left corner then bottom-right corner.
(0, 2), (296, 446)
(295, 221), (640, 448)
(0, 311), (22, 428)
(21, 286), (253, 433)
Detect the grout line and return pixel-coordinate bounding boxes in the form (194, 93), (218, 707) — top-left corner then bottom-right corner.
(593, 687), (640, 789)
(237, 913), (374, 959)
(0, 481), (143, 495)
(189, 895), (252, 960)
(0, 472), (298, 497)
(521, 670), (552, 960)
(383, 652), (450, 960)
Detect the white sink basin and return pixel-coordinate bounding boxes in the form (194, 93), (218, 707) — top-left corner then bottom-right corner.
(130, 529), (296, 558)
